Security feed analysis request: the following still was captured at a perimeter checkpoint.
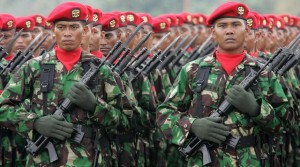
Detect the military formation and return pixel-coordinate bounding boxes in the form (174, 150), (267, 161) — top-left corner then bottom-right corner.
(0, 1), (299, 167)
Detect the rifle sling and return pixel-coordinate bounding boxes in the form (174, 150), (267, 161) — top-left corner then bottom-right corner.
(193, 66), (211, 118)
(40, 61), (55, 116)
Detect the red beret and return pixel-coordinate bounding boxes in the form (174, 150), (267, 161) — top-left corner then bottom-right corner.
(138, 13), (153, 26)
(0, 13), (16, 31)
(290, 16), (297, 27)
(93, 8), (102, 26)
(124, 11), (142, 26)
(85, 5), (93, 23)
(208, 2), (249, 25)
(192, 13), (208, 26)
(159, 14), (177, 27)
(45, 21), (53, 30)
(264, 15), (276, 30)
(111, 11), (127, 27)
(30, 14), (46, 27)
(180, 12), (193, 24)
(16, 16), (35, 31)
(152, 17), (170, 33)
(174, 14), (183, 26)
(47, 2), (88, 23)
(279, 14), (292, 26)
(101, 13), (120, 31)
(274, 16), (285, 30)
(246, 12), (258, 29)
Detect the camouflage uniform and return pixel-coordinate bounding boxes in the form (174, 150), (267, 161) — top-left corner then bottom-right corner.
(157, 53), (289, 167)
(0, 50), (128, 166)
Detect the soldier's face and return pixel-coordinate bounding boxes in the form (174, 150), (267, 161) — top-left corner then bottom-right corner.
(81, 23), (93, 50)
(244, 29), (256, 52)
(32, 26), (44, 39)
(90, 25), (102, 52)
(41, 29), (54, 51)
(12, 31), (33, 53)
(0, 29), (16, 48)
(212, 18), (248, 54)
(54, 21), (86, 51)
(100, 30), (119, 56)
(141, 25), (153, 48)
(152, 32), (171, 51)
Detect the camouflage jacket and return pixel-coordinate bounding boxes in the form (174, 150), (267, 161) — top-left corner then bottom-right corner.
(0, 50), (128, 166)
(157, 53), (289, 167)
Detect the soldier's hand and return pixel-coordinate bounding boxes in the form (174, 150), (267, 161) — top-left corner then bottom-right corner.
(33, 115), (74, 140)
(225, 85), (260, 117)
(191, 117), (230, 144)
(68, 82), (96, 113)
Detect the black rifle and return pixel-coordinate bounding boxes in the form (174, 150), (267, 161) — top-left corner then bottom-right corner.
(0, 33), (43, 76)
(188, 35), (213, 62)
(178, 53), (278, 166)
(266, 34), (300, 72)
(170, 36), (198, 73)
(18, 33), (50, 67)
(170, 35), (198, 71)
(119, 47), (148, 76)
(277, 49), (300, 75)
(114, 32), (152, 73)
(108, 22), (144, 64)
(0, 29), (24, 61)
(158, 35), (190, 70)
(143, 35), (182, 75)
(130, 50), (161, 82)
(111, 48), (131, 71)
(25, 50), (114, 163)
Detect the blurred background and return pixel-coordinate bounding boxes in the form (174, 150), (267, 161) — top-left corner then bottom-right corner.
(0, 0), (299, 17)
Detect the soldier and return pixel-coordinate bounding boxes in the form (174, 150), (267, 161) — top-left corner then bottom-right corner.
(11, 16), (35, 54)
(29, 14), (47, 57)
(40, 21), (55, 52)
(0, 14), (16, 62)
(157, 2), (289, 166)
(0, 2), (127, 166)
(90, 8), (103, 58)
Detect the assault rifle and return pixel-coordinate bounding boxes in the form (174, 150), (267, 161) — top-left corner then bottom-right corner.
(112, 31), (152, 72)
(0, 29), (24, 61)
(277, 49), (300, 75)
(108, 22), (144, 64)
(266, 34), (300, 73)
(178, 52), (278, 166)
(25, 48), (115, 163)
(158, 35), (190, 70)
(170, 35), (198, 72)
(142, 35), (182, 75)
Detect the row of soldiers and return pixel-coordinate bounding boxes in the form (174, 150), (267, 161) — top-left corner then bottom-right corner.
(0, 1), (299, 166)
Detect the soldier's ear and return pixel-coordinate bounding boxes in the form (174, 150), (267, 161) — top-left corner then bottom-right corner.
(82, 24), (89, 36)
(211, 26), (216, 41)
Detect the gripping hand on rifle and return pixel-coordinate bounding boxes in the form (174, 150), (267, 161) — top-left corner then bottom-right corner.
(191, 117), (230, 144)
(34, 115), (74, 140)
(225, 85), (260, 117)
(68, 82), (96, 113)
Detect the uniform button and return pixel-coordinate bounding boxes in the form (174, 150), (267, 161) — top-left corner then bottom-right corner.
(184, 124), (187, 128)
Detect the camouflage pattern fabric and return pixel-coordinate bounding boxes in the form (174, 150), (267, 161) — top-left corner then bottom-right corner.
(157, 53), (289, 167)
(0, 50), (129, 166)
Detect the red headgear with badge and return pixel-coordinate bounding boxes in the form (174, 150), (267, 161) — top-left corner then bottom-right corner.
(47, 2), (88, 23)
(138, 13), (153, 26)
(0, 14), (16, 31)
(152, 17), (170, 33)
(93, 8), (102, 26)
(124, 11), (142, 26)
(16, 16), (35, 31)
(30, 14), (46, 28)
(101, 13), (120, 31)
(207, 2), (249, 25)
(247, 12), (258, 30)
(111, 11), (127, 27)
